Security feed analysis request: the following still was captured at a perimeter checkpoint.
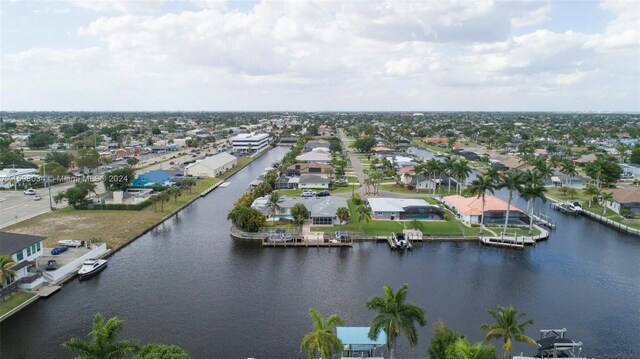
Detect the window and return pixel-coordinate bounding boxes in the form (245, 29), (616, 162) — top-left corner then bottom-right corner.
(36, 242), (41, 251)
(16, 250), (23, 261)
(27, 246), (31, 256)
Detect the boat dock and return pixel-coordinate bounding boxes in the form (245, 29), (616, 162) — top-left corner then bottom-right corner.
(479, 236), (525, 249)
(551, 202), (579, 215)
(532, 212), (556, 229)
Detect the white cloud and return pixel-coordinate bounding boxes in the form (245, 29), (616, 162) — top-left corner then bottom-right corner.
(71, 0), (164, 14)
(1, 0), (639, 111)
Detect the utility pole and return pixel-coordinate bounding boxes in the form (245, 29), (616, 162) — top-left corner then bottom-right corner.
(43, 161), (53, 210)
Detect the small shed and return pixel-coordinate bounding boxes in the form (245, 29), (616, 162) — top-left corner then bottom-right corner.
(336, 327), (386, 358)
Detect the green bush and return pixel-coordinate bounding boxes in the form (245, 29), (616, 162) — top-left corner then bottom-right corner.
(352, 193), (362, 205)
(84, 199), (152, 211)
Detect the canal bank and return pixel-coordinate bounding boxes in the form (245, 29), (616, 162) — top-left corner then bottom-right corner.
(2, 145), (639, 359)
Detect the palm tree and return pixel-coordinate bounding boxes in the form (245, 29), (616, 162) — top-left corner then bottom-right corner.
(446, 339), (498, 359)
(467, 175), (496, 235)
(481, 305), (536, 359)
(600, 192), (613, 214)
(0, 256), (16, 288)
(443, 157), (457, 193)
(583, 185), (600, 208)
(300, 308), (344, 359)
(181, 178), (196, 194)
(357, 205), (371, 232)
(497, 171), (525, 236)
(413, 163), (426, 192)
(559, 161), (578, 186)
(267, 191), (281, 216)
(533, 161), (553, 182)
(616, 142), (628, 163)
(336, 207), (350, 224)
(63, 313), (140, 359)
(519, 171), (547, 233)
(453, 159), (472, 194)
(426, 159), (442, 195)
(367, 284), (427, 359)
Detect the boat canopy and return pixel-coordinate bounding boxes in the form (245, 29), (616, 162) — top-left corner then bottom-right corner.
(337, 327), (386, 350)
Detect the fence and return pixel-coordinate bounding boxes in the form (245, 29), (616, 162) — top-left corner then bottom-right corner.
(0, 272), (43, 300)
(581, 210), (640, 237)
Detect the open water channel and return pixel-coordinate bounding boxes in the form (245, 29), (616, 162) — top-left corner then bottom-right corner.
(2, 146), (639, 358)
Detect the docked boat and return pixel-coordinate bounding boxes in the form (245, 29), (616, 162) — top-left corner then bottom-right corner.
(77, 258), (108, 279)
(392, 232), (412, 250)
(58, 239), (83, 247)
(513, 328), (585, 359)
(566, 201), (582, 213)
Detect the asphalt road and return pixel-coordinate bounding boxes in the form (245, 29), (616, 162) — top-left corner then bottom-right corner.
(0, 141), (228, 229)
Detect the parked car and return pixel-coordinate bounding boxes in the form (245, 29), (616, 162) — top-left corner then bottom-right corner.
(51, 246), (68, 255)
(300, 191), (317, 197)
(24, 189), (36, 195)
(169, 161), (175, 165)
(45, 260), (57, 271)
(316, 191), (330, 197)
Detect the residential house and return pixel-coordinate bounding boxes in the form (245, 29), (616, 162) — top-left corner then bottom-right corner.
(299, 174), (330, 189)
(574, 154), (597, 166)
(302, 140), (330, 152)
(397, 166), (415, 185)
(284, 163), (333, 177)
(0, 232), (46, 290)
(367, 198), (444, 220)
(603, 186), (640, 214)
(131, 169), (173, 187)
(295, 148), (332, 164)
(443, 194), (529, 225)
(251, 196), (348, 225)
(184, 152), (238, 178)
(275, 176), (300, 190)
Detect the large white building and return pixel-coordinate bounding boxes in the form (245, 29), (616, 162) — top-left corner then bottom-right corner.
(230, 133), (271, 152)
(184, 152), (238, 178)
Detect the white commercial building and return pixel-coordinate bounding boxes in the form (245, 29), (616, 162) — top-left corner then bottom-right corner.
(0, 168), (39, 189)
(230, 133), (271, 152)
(184, 152), (238, 177)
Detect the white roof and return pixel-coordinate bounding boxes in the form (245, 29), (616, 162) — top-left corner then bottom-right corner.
(367, 198), (432, 213)
(0, 168), (38, 178)
(230, 133), (269, 141)
(185, 152), (237, 171)
(296, 151), (332, 162)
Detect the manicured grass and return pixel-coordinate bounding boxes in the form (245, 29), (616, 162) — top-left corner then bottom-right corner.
(0, 291), (35, 316)
(347, 176), (359, 183)
(4, 178), (218, 250)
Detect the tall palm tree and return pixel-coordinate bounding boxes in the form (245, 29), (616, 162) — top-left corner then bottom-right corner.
(300, 308), (344, 359)
(533, 161), (553, 182)
(583, 185), (600, 208)
(481, 305), (536, 359)
(63, 313), (140, 359)
(559, 161), (578, 186)
(519, 171), (547, 233)
(467, 175), (496, 235)
(616, 142), (628, 163)
(600, 192), (614, 214)
(414, 162), (426, 192)
(267, 191), (281, 216)
(453, 159), (472, 194)
(367, 284), (427, 359)
(426, 159), (442, 195)
(443, 157), (457, 193)
(497, 171), (525, 236)
(0, 256), (16, 287)
(357, 205), (372, 232)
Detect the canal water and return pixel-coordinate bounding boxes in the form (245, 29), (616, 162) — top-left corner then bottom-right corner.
(2, 146), (639, 358)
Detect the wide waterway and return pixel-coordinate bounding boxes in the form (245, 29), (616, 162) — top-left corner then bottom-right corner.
(2, 146), (639, 358)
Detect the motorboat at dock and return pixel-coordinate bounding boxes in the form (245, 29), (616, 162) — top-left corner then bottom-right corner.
(77, 258), (108, 280)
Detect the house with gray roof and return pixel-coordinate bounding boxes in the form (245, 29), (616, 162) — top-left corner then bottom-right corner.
(367, 198), (443, 220)
(299, 174), (330, 189)
(0, 232), (46, 290)
(251, 196), (348, 225)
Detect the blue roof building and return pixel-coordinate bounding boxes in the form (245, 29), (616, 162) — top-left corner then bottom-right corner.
(336, 327), (386, 358)
(131, 169), (172, 187)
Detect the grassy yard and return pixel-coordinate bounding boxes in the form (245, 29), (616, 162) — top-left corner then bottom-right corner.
(4, 178), (218, 249)
(378, 184), (458, 196)
(0, 291), (35, 317)
(347, 176), (359, 183)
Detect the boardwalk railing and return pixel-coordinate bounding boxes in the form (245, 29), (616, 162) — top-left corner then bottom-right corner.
(580, 210), (640, 237)
(229, 226), (268, 240)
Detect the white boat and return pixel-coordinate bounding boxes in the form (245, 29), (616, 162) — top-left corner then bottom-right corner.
(58, 239), (83, 248)
(77, 259), (108, 279)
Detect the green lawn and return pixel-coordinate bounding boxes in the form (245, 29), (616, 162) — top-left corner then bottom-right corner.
(378, 184), (458, 196)
(347, 176), (359, 183)
(0, 291), (35, 317)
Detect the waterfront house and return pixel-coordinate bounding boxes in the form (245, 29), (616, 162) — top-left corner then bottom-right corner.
(443, 194), (530, 225)
(397, 165), (415, 185)
(251, 196), (348, 225)
(603, 186), (640, 214)
(131, 169), (173, 187)
(295, 148), (332, 164)
(283, 163), (333, 177)
(0, 232), (46, 290)
(184, 152), (238, 178)
(298, 174), (330, 189)
(367, 198), (444, 220)
(302, 140), (330, 152)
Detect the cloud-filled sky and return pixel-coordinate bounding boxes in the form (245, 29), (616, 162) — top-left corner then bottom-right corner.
(1, 0), (639, 111)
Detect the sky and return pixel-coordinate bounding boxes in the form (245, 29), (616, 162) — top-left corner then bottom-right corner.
(1, 0), (639, 112)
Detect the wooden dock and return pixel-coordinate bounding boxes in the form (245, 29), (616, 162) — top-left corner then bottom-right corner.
(479, 236), (525, 249)
(263, 240), (352, 247)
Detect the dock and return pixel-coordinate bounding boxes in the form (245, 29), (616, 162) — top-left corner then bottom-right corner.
(479, 236), (525, 249)
(532, 212), (556, 229)
(37, 285), (62, 298)
(551, 202), (579, 215)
